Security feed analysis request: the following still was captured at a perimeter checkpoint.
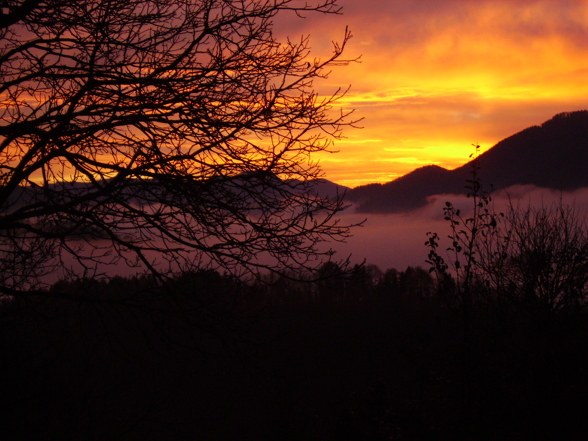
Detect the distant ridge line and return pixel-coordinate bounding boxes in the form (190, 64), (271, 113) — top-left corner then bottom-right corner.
(345, 110), (588, 213)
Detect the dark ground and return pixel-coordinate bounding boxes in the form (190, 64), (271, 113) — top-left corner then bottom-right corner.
(2, 272), (588, 440)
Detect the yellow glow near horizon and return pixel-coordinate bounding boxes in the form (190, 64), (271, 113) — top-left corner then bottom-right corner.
(287, 0), (588, 188)
(21, 1), (588, 190)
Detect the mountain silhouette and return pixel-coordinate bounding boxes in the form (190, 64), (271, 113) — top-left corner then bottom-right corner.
(347, 110), (588, 213)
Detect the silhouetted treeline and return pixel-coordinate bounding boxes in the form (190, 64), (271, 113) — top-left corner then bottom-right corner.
(2, 266), (588, 440)
(258, 263), (436, 303)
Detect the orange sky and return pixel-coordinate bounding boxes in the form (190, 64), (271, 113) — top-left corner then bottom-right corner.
(277, 0), (588, 188)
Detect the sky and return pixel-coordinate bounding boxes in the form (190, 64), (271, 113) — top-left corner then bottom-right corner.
(276, 0), (588, 188)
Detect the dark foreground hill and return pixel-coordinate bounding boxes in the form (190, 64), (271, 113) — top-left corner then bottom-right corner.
(347, 110), (588, 213)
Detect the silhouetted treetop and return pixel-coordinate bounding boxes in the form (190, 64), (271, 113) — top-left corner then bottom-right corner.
(0, 0), (360, 294)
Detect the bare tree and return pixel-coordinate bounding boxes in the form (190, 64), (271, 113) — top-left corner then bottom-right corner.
(0, 0), (360, 294)
(477, 201), (588, 312)
(427, 177), (588, 312)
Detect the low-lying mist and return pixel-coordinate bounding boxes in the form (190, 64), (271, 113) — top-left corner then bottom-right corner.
(333, 185), (588, 271)
(46, 185), (588, 283)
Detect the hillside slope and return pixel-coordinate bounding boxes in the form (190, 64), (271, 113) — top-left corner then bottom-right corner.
(347, 111), (588, 213)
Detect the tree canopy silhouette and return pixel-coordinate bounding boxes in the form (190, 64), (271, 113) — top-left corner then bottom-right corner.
(0, 0), (359, 294)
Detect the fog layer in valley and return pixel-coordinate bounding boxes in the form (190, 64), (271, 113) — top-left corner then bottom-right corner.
(334, 185), (588, 271)
(49, 185), (588, 282)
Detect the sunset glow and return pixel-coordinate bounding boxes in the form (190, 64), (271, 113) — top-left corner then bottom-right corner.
(278, 0), (588, 187)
